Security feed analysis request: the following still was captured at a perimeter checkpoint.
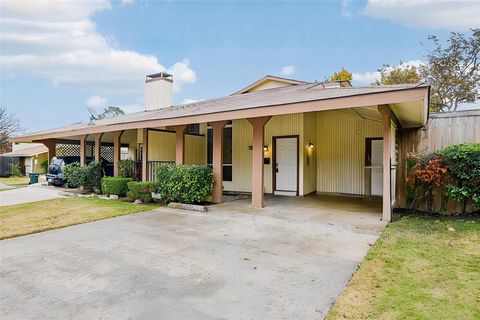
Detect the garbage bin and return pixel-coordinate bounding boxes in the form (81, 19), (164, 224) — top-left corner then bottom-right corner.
(29, 173), (40, 184)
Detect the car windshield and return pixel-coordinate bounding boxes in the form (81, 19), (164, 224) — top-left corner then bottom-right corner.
(48, 164), (61, 175)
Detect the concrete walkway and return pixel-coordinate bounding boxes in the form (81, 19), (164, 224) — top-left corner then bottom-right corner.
(0, 195), (386, 319)
(0, 185), (63, 206)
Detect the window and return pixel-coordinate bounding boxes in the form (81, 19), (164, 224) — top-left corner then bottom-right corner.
(207, 122), (233, 181)
(120, 147), (130, 160)
(186, 123), (200, 134)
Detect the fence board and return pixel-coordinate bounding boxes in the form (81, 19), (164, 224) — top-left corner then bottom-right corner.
(396, 110), (480, 212)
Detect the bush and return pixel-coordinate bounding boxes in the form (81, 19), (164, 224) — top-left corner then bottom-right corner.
(64, 162), (83, 188)
(119, 159), (136, 179)
(102, 177), (133, 196)
(155, 164), (213, 204)
(438, 143), (480, 210)
(127, 181), (156, 203)
(9, 163), (21, 177)
(63, 161), (104, 192)
(83, 161), (103, 192)
(40, 159), (49, 174)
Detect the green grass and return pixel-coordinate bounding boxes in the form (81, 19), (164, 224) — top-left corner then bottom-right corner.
(0, 176), (31, 186)
(328, 216), (480, 320)
(0, 198), (159, 239)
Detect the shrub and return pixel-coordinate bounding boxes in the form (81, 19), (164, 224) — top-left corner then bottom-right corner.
(127, 181), (156, 203)
(63, 162), (83, 188)
(9, 163), (21, 177)
(438, 143), (480, 210)
(119, 159), (136, 179)
(102, 177), (133, 196)
(40, 159), (49, 174)
(155, 164), (213, 204)
(63, 161), (104, 192)
(83, 161), (103, 192)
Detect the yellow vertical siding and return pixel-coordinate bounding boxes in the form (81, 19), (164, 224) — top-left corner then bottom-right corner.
(303, 112), (317, 195)
(148, 130), (175, 161)
(228, 114), (304, 194)
(185, 135), (207, 165)
(316, 110), (383, 195)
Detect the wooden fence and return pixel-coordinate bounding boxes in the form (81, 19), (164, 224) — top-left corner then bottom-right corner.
(396, 110), (480, 212)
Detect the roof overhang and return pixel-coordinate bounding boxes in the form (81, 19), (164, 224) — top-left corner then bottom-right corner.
(11, 86), (429, 143)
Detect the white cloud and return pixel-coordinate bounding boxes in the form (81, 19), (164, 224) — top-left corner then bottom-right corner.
(280, 65), (296, 76)
(86, 95), (107, 108)
(363, 0), (480, 30)
(0, 1), (196, 94)
(181, 98), (201, 104)
(352, 60), (424, 85)
(352, 71), (381, 85)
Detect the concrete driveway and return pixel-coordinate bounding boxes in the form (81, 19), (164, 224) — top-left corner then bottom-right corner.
(0, 185), (63, 206)
(0, 195), (386, 319)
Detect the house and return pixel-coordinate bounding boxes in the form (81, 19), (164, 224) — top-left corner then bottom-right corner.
(0, 143), (48, 176)
(10, 73), (430, 221)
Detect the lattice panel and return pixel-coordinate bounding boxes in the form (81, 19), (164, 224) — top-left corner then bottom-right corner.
(55, 144), (93, 158)
(101, 146), (114, 163)
(56, 144), (79, 157)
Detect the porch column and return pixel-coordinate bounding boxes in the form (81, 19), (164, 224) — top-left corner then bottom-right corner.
(93, 133), (103, 162)
(175, 125), (187, 165)
(378, 105), (392, 222)
(142, 128), (148, 182)
(79, 135), (87, 167)
(248, 116), (271, 208)
(43, 140), (56, 166)
(211, 121), (228, 204)
(113, 130), (123, 177)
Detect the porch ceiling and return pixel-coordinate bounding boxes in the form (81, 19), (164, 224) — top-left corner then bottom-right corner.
(11, 83), (429, 143)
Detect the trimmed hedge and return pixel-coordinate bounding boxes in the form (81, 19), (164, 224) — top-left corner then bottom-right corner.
(64, 161), (103, 192)
(155, 164), (213, 204)
(102, 177), (133, 196)
(127, 181), (156, 203)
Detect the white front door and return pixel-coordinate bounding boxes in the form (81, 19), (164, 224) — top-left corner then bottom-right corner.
(371, 139), (383, 196)
(275, 137), (298, 196)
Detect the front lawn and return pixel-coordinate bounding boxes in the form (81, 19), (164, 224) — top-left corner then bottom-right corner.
(328, 216), (480, 320)
(0, 198), (158, 239)
(0, 176), (31, 186)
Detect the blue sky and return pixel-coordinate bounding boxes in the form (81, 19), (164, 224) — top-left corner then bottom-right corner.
(1, 0), (479, 132)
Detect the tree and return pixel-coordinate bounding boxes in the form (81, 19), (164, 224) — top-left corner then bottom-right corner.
(420, 29), (480, 112)
(375, 64), (421, 85)
(0, 107), (22, 153)
(97, 106), (125, 120)
(330, 68), (353, 81)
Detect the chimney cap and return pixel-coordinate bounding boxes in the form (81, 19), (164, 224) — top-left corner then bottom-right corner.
(146, 72), (173, 80)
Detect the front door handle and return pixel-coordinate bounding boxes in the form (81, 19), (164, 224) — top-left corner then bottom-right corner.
(275, 163), (279, 173)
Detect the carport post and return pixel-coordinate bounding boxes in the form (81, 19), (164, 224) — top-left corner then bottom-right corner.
(79, 135), (88, 167)
(378, 105), (392, 222)
(113, 130), (124, 177)
(211, 121), (228, 204)
(175, 125), (187, 165)
(142, 128), (148, 181)
(42, 140), (56, 165)
(248, 116), (271, 208)
(93, 133), (103, 162)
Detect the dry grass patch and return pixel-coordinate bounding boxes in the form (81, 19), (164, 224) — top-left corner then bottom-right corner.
(0, 176), (31, 186)
(0, 198), (158, 239)
(328, 216), (480, 320)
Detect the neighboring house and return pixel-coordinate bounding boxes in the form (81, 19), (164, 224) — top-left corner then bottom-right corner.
(0, 143), (48, 176)
(12, 73), (432, 221)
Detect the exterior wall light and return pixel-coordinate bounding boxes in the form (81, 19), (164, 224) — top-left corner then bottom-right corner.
(308, 142), (314, 149)
(263, 145), (268, 151)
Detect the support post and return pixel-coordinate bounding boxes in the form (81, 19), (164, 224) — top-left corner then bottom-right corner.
(175, 125), (187, 165)
(378, 105), (392, 222)
(93, 133), (103, 162)
(248, 116), (271, 208)
(79, 135), (88, 167)
(142, 128), (148, 182)
(43, 140), (56, 166)
(211, 121), (228, 204)
(113, 130), (123, 177)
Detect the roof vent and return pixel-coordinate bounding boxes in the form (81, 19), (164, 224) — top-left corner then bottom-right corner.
(145, 72), (173, 111)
